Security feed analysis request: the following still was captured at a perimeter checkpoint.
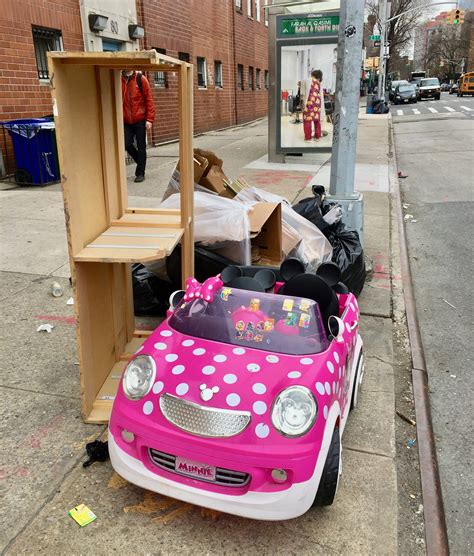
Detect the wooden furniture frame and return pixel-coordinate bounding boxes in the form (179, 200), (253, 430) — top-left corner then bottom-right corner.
(48, 51), (194, 423)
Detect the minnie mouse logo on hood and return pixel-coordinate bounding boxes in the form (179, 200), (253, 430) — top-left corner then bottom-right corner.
(200, 384), (220, 402)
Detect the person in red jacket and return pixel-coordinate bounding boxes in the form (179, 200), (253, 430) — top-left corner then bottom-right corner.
(121, 70), (156, 182)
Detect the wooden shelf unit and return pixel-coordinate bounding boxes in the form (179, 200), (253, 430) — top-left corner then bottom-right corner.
(48, 51), (194, 423)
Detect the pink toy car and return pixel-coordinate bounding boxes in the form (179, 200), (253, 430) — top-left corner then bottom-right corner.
(109, 274), (364, 520)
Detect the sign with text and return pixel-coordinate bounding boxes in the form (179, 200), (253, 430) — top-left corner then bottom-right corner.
(278, 14), (340, 38)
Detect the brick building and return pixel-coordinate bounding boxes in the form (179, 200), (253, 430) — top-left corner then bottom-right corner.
(0, 0), (268, 158)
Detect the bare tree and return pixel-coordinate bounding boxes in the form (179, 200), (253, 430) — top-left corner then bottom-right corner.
(425, 25), (469, 79)
(367, 0), (424, 73)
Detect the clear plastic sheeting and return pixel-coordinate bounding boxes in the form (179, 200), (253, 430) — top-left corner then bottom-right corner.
(235, 186), (333, 271)
(160, 192), (251, 265)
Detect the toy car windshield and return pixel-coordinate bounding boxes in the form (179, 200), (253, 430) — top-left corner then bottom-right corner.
(169, 287), (330, 355)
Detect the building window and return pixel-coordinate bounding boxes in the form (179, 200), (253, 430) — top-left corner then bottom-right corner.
(178, 52), (190, 62)
(247, 0), (253, 18)
(197, 57), (207, 88)
(264, 0), (269, 26)
(248, 66), (254, 90)
(153, 48), (167, 88)
(255, 0), (261, 22)
(214, 61), (223, 88)
(265, 69), (269, 89)
(32, 26), (63, 80)
(237, 64), (244, 90)
(235, 0), (242, 11)
(256, 68), (261, 89)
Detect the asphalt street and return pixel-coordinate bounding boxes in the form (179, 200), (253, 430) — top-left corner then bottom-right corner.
(393, 99), (474, 554)
(391, 90), (474, 118)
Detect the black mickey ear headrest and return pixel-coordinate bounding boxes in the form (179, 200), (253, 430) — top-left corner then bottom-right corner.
(282, 273), (334, 310)
(280, 257), (306, 282)
(316, 262), (342, 287)
(254, 268), (276, 291)
(227, 276), (265, 293)
(221, 265), (243, 285)
(333, 281), (350, 294)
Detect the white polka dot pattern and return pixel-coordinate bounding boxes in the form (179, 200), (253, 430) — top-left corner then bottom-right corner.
(316, 382), (325, 396)
(182, 339), (194, 347)
(334, 352), (340, 364)
(266, 355), (279, 363)
(252, 383), (266, 395)
(172, 365), (185, 375)
(255, 423), (270, 438)
(143, 401), (153, 415)
(176, 383), (189, 396)
(253, 401), (267, 415)
(165, 353), (178, 362)
(202, 365), (216, 375)
(154, 342), (167, 351)
(247, 363), (260, 373)
(193, 348), (206, 356)
(226, 393), (240, 407)
(152, 381), (164, 394)
(223, 373), (237, 384)
(327, 361), (335, 374)
(288, 371), (301, 379)
(233, 347), (246, 355)
(213, 354), (227, 363)
(160, 330), (172, 337)
(300, 358), (313, 365)
(324, 382), (331, 395)
(323, 405), (328, 419)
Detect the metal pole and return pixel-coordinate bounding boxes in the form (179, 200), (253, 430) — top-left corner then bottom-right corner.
(377, 0), (387, 99)
(329, 0), (365, 198)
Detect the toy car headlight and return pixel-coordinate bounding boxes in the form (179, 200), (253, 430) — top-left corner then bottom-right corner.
(271, 386), (317, 437)
(122, 355), (156, 400)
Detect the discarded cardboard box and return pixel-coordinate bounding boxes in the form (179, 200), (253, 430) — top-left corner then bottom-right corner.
(177, 152), (208, 184)
(248, 202), (283, 266)
(200, 165), (228, 196)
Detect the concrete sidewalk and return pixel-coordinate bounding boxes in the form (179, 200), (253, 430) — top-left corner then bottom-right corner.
(0, 116), (423, 554)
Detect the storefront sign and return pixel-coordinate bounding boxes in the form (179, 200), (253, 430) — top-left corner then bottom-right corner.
(278, 14), (340, 38)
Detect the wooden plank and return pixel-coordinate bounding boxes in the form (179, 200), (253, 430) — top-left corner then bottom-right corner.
(74, 263), (119, 419)
(114, 70), (128, 213)
(178, 63), (195, 286)
(112, 213), (182, 228)
(134, 330), (154, 338)
(74, 245), (180, 263)
(126, 207), (180, 216)
(51, 51), (186, 72)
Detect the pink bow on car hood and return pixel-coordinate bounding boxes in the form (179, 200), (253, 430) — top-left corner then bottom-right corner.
(183, 276), (223, 303)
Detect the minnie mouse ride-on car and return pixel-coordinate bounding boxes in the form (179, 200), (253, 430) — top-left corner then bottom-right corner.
(109, 265), (364, 520)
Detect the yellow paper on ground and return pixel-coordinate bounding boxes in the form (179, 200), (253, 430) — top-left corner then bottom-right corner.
(68, 504), (97, 527)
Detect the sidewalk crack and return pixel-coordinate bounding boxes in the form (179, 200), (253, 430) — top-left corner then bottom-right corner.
(366, 354), (393, 366)
(344, 446), (393, 460)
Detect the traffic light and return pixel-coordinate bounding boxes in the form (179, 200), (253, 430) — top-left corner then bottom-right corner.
(448, 9), (465, 24)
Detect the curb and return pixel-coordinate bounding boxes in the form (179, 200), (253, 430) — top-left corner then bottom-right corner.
(388, 118), (449, 555)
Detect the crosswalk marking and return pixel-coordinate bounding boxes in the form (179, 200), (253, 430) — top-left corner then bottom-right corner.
(412, 108), (421, 114)
(461, 106), (472, 111)
(397, 109), (403, 116)
(445, 106), (455, 112)
(427, 107), (438, 113)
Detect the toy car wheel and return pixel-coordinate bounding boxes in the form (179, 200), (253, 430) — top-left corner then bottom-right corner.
(313, 426), (341, 507)
(350, 351), (364, 411)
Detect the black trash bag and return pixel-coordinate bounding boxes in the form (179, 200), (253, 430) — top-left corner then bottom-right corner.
(292, 187), (330, 233)
(324, 221), (366, 297)
(372, 99), (390, 114)
(83, 440), (109, 468)
(132, 263), (174, 317)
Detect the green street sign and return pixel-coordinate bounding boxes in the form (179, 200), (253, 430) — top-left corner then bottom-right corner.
(279, 14), (340, 38)
(369, 34), (381, 41)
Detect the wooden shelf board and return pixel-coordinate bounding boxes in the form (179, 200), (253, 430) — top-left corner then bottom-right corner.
(74, 225), (184, 263)
(114, 212), (182, 228)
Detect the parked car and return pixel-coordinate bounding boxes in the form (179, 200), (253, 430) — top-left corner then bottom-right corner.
(109, 270), (364, 520)
(449, 82), (459, 95)
(389, 80), (409, 101)
(393, 83), (418, 104)
(417, 77), (441, 100)
(440, 83), (451, 92)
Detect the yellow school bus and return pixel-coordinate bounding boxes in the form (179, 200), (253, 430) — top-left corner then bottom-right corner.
(458, 72), (474, 96)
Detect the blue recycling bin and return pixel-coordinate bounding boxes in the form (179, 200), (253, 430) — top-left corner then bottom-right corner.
(2, 118), (60, 185)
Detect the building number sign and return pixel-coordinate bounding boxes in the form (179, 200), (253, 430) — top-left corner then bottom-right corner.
(110, 20), (119, 34)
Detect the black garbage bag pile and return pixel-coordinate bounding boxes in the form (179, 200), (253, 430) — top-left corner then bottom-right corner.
(132, 263), (175, 317)
(293, 186), (366, 296)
